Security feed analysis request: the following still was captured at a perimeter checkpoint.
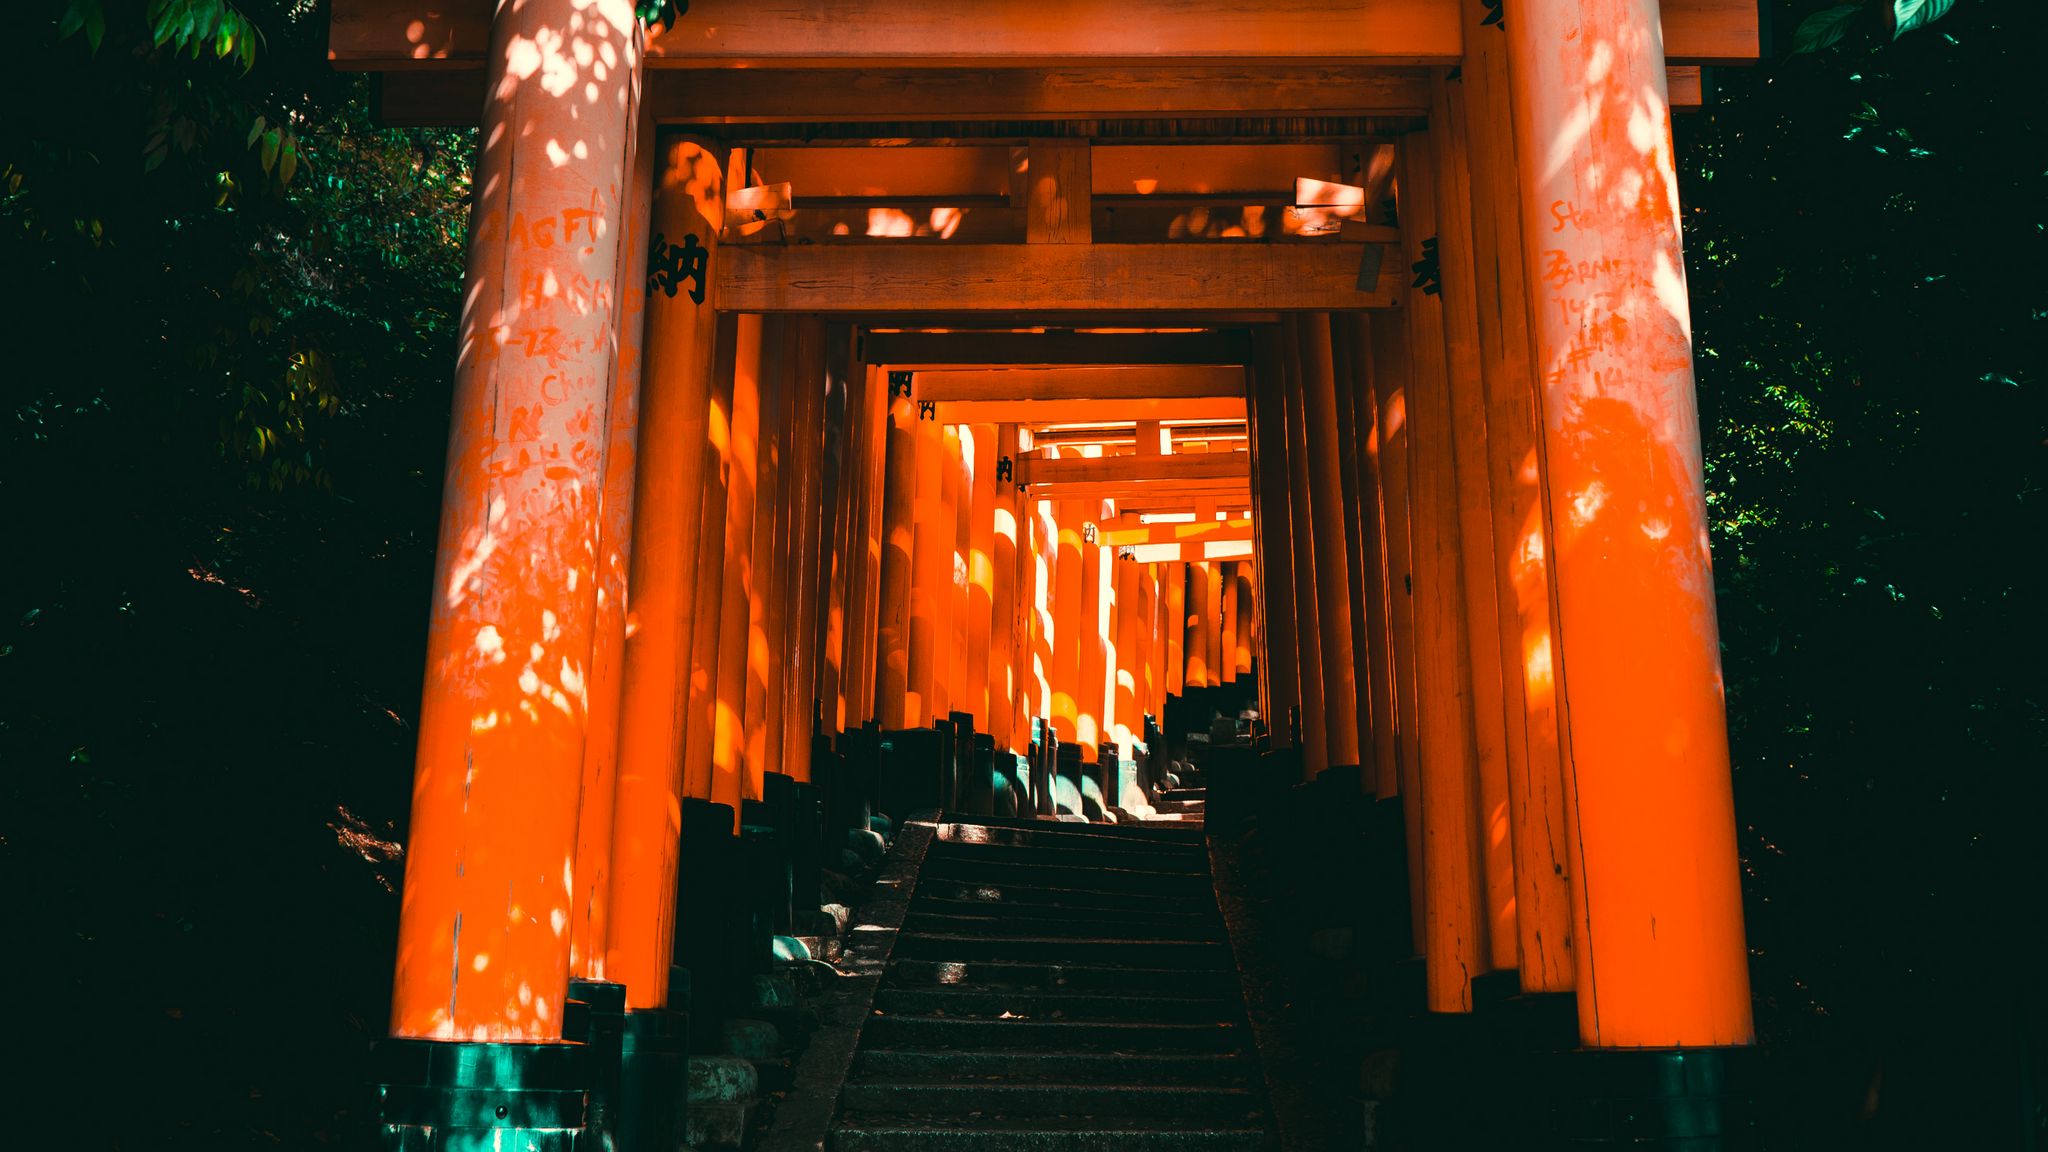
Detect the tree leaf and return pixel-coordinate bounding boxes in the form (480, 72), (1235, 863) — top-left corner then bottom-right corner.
(1891, 0), (1956, 37)
(259, 127), (280, 174)
(1790, 4), (1863, 55)
(278, 135), (297, 186)
(246, 115), (266, 148)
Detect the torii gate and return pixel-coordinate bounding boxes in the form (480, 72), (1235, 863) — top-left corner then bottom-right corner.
(339, 1), (1762, 1147)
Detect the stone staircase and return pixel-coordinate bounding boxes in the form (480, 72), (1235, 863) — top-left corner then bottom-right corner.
(830, 816), (1274, 1150)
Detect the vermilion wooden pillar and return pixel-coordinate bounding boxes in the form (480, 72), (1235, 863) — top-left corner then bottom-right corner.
(1341, 316), (1404, 820)
(1461, 0), (1578, 995)
(1112, 554), (1142, 748)
(1163, 561), (1186, 700)
(1183, 558), (1211, 689)
(388, 0), (638, 1043)
(967, 424), (999, 728)
(1232, 565), (1255, 682)
(1246, 339), (1299, 746)
(872, 380), (917, 729)
(1401, 124), (1491, 1013)
(681, 315), (738, 804)
(1328, 316), (1381, 791)
(603, 133), (724, 1008)
(744, 319), (792, 796)
(1218, 561), (1238, 686)
(905, 410), (948, 727)
(1049, 491), (1086, 743)
(779, 318), (829, 780)
(1276, 322), (1328, 776)
(1077, 502), (1110, 758)
(850, 363), (891, 727)
(935, 425), (966, 720)
(710, 314), (766, 823)
(569, 106), (651, 985)
(1299, 314), (1364, 769)
(1027, 490), (1060, 742)
(1370, 281), (1427, 956)
(1505, 0), (1753, 1047)
(986, 425), (1020, 749)
(816, 332), (858, 735)
(1202, 561), (1225, 694)
(1431, 73), (1521, 974)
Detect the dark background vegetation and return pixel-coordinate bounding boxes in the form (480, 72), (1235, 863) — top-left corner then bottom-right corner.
(1, 1), (2040, 1147)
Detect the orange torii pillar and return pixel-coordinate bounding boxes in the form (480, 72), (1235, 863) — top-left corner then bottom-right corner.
(1183, 559), (1211, 689)
(1135, 560), (1159, 734)
(1246, 344), (1299, 746)
(601, 133), (723, 1017)
(1339, 315), (1404, 817)
(966, 424), (999, 730)
(986, 425), (1020, 751)
(943, 426), (971, 721)
(848, 364), (892, 728)
(1505, 0), (1753, 1049)
(779, 318), (829, 780)
(1026, 490), (1060, 746)
(1147, 563), (1169, 724)
(1077, 505), (1111, 758)
(1460, 0), (1576, 994)
(815, 332), (859, 735)
(380, 0), (639, 1137)
(1398, 125), (1491, 1013)
(1218, 561), (1239, 686)
(680, 315), (738, 806)
(1232, 564), (1256, 682)
(743, 320), (792, 797)
(1273, 324), (1328, 775)
(1368, 311), (1428, 955)
(1327, 316), (1383, 789)
(872, 375), (917, 729)
(568, 108), (652, 988)
(1112, 552), (1142, 750)
(904, 408), (949, 727)
(710, 315), (767, 822)
(1299, 314), (1364, 772)
(1196, 557), (1212, 688)
(1430, 71), (1522, 976)
(934, 426), (966, 720)
(1163, 561), (1186, 701)
(1048, 491), (1087, 744)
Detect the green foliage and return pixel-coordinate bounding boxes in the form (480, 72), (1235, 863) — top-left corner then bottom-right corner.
(1683, 0), (2045, 1137)
(1792, 0), (1960, 54)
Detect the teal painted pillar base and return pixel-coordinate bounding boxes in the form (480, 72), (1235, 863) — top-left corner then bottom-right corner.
(616, 1002), (688, 1152)
(1550, 1047), (1764, 1150)
(371, 1038), (591, 1152)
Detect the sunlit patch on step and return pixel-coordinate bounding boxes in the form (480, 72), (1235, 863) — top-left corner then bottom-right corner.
(936, 962), (968, 985)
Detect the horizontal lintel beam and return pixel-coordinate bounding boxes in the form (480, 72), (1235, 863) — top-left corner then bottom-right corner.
(864, 331), (1254, 368)
(935, 397), (1247, 425)
(1018, 452), (1250, 487)
(1101, 518), (1254, 546)
(1126, 539), (1258, 564)
(717, 243), (1401, 313)
(914, 365), (1244, 403)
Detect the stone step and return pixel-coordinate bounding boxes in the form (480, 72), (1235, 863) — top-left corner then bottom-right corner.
(930, 840), (1209, 874)
(901, 911), (1224, 942)
(938, 821), (1207, 855)
(890, 932), (1233, 969)
(831, 1117), (1269, 1152)
(872, 987), (1237, 1024)
(921, 856), (1217, 897)
(859, 1014), (1245, 1052)
(1156, 789), (1208, 803)
(909, 896), (1221, 930)
(885, 959), (1244, 997)
(852, 1049), (1254, 1086)
(839, 1081), (1263, 1121)
(914, 880), (1216, 915)
(937, 812), (1208, 847)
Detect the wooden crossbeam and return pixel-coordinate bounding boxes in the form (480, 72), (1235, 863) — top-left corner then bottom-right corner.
(1029, 421), (1247, 446)
(333, 0), (1756, 70)
(864, 330), (1254, 368)
(1127, 539), (1258, 564)
(717, 242), (1402, 313)
(932, 397), (1247, 425)
(914, 366), (1243, 403)
(375, 66), (1434, 127)
(1017, 452), (1250, 487)
(1038, 479), (1252, 501)
(1101, 518), (1254, 546)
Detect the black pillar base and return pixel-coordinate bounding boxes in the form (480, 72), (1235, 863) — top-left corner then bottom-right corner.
(372, 1037), (590, 1152)
(1546, 1046), (1764, 1150)
(616, 1007), (687, 1152)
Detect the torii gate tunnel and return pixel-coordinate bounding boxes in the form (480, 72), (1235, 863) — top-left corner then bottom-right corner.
(342, 0), (1762, 1147)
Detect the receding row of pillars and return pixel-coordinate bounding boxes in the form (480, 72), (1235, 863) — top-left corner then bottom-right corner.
(385, 0), (1755, 1062)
